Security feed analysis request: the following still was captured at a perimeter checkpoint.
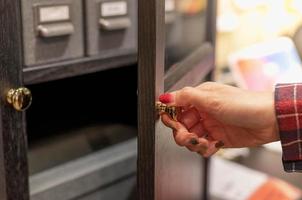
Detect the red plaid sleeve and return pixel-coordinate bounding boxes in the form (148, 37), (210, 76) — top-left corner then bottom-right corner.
(275, 83), (302, 172)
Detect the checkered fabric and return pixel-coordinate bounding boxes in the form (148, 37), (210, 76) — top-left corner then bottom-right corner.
(275, 83), (302, 172)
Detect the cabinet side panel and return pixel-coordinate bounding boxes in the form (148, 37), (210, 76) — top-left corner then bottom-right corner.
(0, 0), (29, 199)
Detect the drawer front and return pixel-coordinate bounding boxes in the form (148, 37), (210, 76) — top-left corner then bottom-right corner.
(22, 0), (84, 66)
(85, 0), (137, 57)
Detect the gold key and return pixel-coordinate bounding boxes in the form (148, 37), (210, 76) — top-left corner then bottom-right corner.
(156, 102), (178, 121)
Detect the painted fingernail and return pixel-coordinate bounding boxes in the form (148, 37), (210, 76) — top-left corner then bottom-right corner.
(189, 138), (199, 145)
(159, 93), (173, 104)
(215, 141), (224, 148)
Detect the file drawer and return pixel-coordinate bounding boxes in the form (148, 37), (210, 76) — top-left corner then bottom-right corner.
(22, 0), (84, 66)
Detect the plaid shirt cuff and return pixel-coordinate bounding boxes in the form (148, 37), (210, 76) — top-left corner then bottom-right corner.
(275, 83), (302, 172)
(283, 160), (302, 172)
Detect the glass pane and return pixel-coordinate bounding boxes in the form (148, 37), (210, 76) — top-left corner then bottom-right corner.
(165, 0), (208, 71)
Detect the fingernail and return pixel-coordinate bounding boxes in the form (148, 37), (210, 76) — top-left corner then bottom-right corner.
(215, 141), (224, 148)
(189, 138), (199, 145)
(159, 93), (173, 104)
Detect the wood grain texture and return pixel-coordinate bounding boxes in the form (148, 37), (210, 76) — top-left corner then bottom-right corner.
(23, 53), (137, 85)
(0, 0), (29, 199)
(138, 0), (165, 198)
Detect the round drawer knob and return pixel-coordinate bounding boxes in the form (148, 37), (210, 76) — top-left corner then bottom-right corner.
(7, 87), (32, 111)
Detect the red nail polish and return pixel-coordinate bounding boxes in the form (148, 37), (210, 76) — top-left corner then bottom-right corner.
(159, 93), (173, 104)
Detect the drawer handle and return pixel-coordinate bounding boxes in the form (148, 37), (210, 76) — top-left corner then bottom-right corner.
(7, 87), (32, 111)
(37, 22), (75, 38)
(99, 18), (131, 31)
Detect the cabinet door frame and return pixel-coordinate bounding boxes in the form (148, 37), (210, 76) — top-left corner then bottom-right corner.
(0, 0), (29, 199)
(138, 0), (217, 199)
(138, 0), (165, 199)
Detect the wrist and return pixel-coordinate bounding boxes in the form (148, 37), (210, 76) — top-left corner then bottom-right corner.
(263, 91), (280, 143)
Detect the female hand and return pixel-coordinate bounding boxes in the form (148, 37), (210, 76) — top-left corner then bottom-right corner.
(159, 82), (279, 157)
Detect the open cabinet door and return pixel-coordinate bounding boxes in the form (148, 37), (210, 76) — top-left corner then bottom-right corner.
(138, 0), (217, 199)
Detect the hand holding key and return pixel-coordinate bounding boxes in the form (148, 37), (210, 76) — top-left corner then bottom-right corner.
(159, 82), (279, 157)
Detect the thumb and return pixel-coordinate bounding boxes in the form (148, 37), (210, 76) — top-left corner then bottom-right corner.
(159, 87), (214, 112)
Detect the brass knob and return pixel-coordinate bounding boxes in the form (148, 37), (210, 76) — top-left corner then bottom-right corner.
(6, 87), (32, 111)
(156, 102), (178, 120)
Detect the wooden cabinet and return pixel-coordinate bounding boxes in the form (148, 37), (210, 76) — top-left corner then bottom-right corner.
(0, 0), (216, 199)
(0, 0), (136, 199)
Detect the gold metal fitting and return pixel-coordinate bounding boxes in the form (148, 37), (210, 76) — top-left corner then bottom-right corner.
(7, 87), (32, 111)
(156, 102), (178, 120)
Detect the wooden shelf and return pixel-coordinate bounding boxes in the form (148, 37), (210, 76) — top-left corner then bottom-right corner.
(23, 53), (137, 85)
(29, 139), (137, 200)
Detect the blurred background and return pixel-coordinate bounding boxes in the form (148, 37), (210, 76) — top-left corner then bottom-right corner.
(215, 0), (302, 88)
(211, 0), (302, 199)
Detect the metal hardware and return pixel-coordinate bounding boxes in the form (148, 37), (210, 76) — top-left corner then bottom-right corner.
(7, 87), (32, 111)
(37, 22), (74, 38)
(99, 18), (131, 31)
(156, 102), (178, 120)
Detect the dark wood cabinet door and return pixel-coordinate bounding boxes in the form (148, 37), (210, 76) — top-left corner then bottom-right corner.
(138, 0), (217, 199)
(0, 0), (29, 199)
